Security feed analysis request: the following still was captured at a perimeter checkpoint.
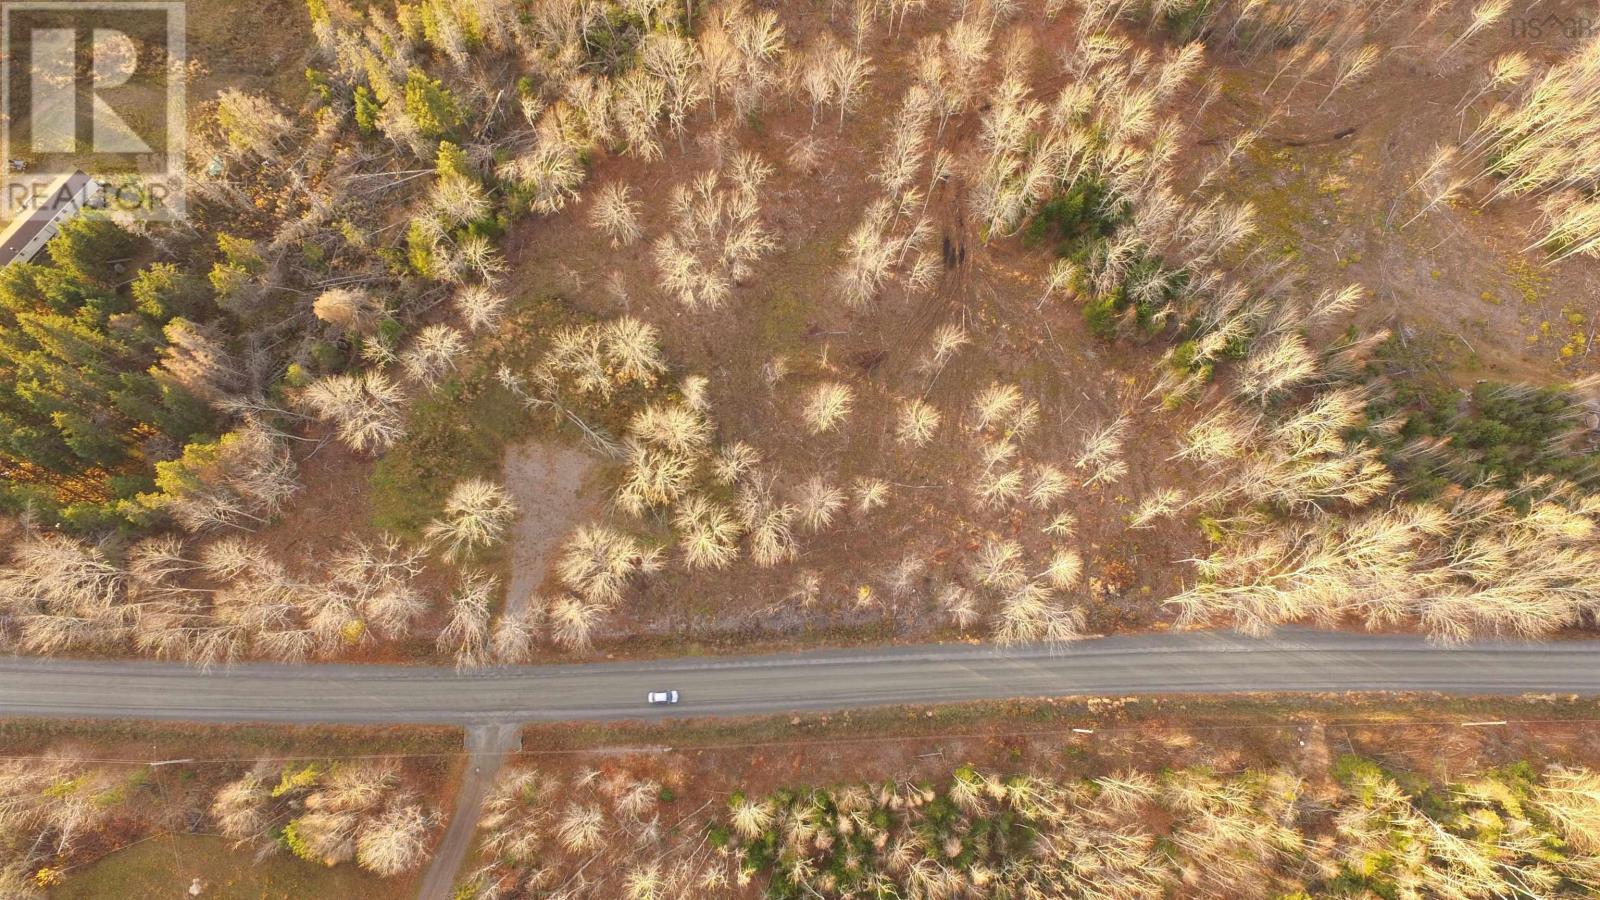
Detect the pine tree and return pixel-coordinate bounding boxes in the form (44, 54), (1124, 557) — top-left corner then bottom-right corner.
(46, 215), (136, 290)
(403, 68), (460, 139)
(131, 263), (211, 320)
(353, 85), (381, 134)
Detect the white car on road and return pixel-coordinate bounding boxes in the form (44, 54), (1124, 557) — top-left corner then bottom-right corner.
(647, 690), (680, 705)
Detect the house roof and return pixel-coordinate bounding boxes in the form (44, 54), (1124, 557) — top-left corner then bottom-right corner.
(0, 171), (97, 266)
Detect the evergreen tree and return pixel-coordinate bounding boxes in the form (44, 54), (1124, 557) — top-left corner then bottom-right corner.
(132, 263), (212, 320)
(436, 141), (471, 180)
(47, 214), (137, 290)
(354, 85), (381, 134)
(403, 69), (460, 139)
(0, 262), (105, 318)
(0, 217), (218, 531)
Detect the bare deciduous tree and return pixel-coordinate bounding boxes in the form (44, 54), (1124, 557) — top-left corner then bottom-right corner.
(454, 284), (508, 332)
(299, 371), (407, 454)
(802, 382), (855, 434)
(796, 476), (846, 531)
(423, 479), (519, 562)
(652, 154), (775, 310)
(589, 182), (643, 247)
(401, 323), (469, 389)
(674, 496), (743, 570)
(438, 571), (497, 669)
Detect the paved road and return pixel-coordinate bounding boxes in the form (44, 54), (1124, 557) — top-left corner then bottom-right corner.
(3, 630), (1599, 726)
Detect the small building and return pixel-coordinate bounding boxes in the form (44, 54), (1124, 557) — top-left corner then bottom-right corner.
(0, 171), (103, 268)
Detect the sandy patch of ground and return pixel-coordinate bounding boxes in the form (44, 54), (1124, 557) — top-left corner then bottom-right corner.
(501, 441), (601, 616)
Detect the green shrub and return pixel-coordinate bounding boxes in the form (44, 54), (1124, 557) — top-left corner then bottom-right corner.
(1359, 376), (1600, 500)
(1024, 177), (1127, 258)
